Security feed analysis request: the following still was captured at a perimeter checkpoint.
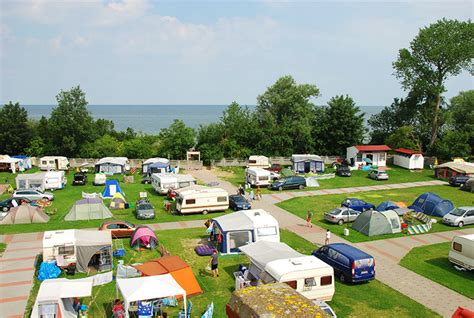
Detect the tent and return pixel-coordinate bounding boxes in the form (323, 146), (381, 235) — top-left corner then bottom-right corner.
(291, 154), (325, 173)
(16, 172), (47, 191)
(95, 157), (129, 174)
(64, 198), (113, 221)
(0, 155), (21, 173)
(30, 278), (93, 318)
(376, 201), (400, 212)
(133, 255), (203, 297)
(109, 192), (128, 209)
(409, 192), (455, 217)
(352, 210), (401, 236)
(117, 274), (187, 318)
(102, 179), (124, 198)
(0, 205), (49, 224)
(142, 158), (170, 175)
(130, 226), (158, 249)
(212, 209), (280, 254)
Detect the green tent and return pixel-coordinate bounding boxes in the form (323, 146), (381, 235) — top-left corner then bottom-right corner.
(352, 210), (401, 236)
(65, 198), (113, 221)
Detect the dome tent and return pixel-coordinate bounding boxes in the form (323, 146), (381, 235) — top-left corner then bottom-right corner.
(130, 226), (158, 249)
(409, 192), (455, 217)
(352, 210), (401, 236)
(65, 198), (113, 221)
(0, 205), (49, 224)
(376, 201), (400, 212)
(109, 192), (128, 210)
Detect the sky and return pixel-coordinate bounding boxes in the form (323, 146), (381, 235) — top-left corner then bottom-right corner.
(0, 0), (472, 106)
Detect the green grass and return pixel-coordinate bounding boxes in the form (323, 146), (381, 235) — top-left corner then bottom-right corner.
(277, 185), (474, 243)
(217, 165), (436, 194)
(0, 169), (229, 234)
(25, 228), (439, 318)
(400, 242), (474, 299)
(0, 242), (6, 256)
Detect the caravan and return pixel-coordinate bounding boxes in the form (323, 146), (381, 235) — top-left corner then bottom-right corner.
(245, 168), (271, 187)
(248, 155), (270, 168)
(151, 173), (197, 194)
(449, 234), (474, 270)
(16, 171), (67, 191)
(39, 156), (69, 171)
(175, 186), (228, 214)
(44, 171), (67, 190)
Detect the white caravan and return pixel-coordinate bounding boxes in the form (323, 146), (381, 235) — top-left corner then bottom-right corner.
(175, 186), (229, 214)
(39, 156), (69, 171)
(245, 167), (271, 187)
(449, 234), (474, 270)
(248, 155), (270, 168)
(151, 173), (197, 194)
(44, 171), (67, 190)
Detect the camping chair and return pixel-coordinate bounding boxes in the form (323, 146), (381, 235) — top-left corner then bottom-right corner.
(178, 300), (192, 318)
(113, 239), (125, 257)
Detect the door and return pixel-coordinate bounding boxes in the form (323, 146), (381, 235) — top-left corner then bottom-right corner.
(55, 159), (59, 170)
(349, 210), (359, 222)
(228, 231), (252, 253)
(465, 210), (474, 225)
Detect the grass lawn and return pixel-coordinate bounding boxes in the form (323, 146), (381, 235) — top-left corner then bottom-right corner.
(0, 169), (229, 235)
(400, 242), (474, 299)
(0, 242), (6, 257)
(25, 228), (439, 317)
(216, 165), (436, 194)
(277, 185), (474, 243)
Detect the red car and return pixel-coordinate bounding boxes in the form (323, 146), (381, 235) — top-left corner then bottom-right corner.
(99, 220), (136, 238)
(266, 164), (282, 173)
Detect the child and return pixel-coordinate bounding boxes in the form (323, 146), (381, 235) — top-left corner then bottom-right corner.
(325, 229), (331, 245)
(306, 211), (313, 227)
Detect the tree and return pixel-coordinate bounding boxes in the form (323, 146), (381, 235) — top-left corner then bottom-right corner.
(48, 86), (95, 157)
(25, 137), (45, 157)
(449, 90), (474, 132)
(196, 123), (225, 163)
(158, 120), (195, 159)
(0, 102), (33, 154)
(385, 126), (421, 151)
(393, 18), (474, 146)
(428, 131), (471, 160)
(80, 135), (122, 158)
(123, 137), (153, 159)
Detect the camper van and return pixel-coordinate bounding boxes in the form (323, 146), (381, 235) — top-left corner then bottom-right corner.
(151, 173), (197, 194)
(175, 186), (229, 214)
(44, 171), (67, 190)
(39, 156), (69, 171)
(245, 167), (271, 187)
(449, 234), (474, 270)
(239, 241), (335, 301)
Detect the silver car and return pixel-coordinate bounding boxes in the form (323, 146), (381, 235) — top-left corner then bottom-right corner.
(12, 189), (54, 201)
(442, 207), (474, 227)
(324, 207), (360, 225)
(369, 170), (389, 180)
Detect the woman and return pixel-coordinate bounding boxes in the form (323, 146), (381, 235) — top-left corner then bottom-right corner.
(112, 299), (125, 318)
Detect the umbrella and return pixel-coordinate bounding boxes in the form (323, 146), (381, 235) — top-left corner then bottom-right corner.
(363, 158), (373, 164)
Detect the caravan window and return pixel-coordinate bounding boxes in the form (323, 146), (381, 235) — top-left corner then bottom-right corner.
(217, 196), (227, 202)
(453, 242), (462, 252)
(42, 160), (48, 165)
(257, 227), (277, 237)
(285, 280), (297, 289)
(249, 160), (257, 164)
(58, 246), (74, 255)
(258, 176), (268, 181)
(304, 278), (316, 288)
(39, 303), (58, 317)
(320, 276), (332, 286)
(185, 199), (196, 205)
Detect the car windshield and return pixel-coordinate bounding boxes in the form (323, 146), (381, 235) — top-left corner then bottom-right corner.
(74, 175), (84, 180)
(232, 196), (245, 202)
(450, 208), (466, 216)
(140, 204), (153, 210)
(329, 208), (342, 215)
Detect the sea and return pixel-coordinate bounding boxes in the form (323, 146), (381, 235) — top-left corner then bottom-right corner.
(23, 105), (384, 134)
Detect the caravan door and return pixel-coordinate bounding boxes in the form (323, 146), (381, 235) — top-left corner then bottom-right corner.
(228, 231), (252, 253)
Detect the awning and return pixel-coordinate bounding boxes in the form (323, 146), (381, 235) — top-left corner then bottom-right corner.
(239, 241), (302, 269)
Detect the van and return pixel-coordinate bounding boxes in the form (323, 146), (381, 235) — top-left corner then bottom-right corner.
(39, 156), (69, 171)
(175, 186), (229, 214)
(313, 243), (375, 283)
(269, 176), (306, 191)
(449, 234), (474, 270)
(151, 173), (196, 194)
(245, 167), (271, 187)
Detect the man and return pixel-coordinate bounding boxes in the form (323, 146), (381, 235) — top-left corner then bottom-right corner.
(325, 229), (331, 245)
(306, 211), (313, 227)
(209, 250), (219, 277)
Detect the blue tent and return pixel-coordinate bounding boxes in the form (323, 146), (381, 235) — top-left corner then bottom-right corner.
(376, 201), (400, 212)
(102, 179), (124, 198)
(409, 192), (455, 217)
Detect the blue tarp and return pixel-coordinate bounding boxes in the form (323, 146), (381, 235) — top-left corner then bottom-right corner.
(38, 261), (61, 281)
(409, 192), (455, 217)
(102, 179), (124, 198)
(376, 201), (400, 212)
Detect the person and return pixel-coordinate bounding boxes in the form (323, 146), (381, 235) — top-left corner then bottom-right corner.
(112, 299), (125, 318)
(256, 186), (262, 200)
(209, 250), (219, 277)
(238, 184), (245, 196)
(325, 229), (331, 245)
(249, 189), (254, 201)
(306, 211), (313, 227)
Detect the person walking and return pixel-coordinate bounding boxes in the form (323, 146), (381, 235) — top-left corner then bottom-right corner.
(249, 189), (255, 201)
(209, 250), (219, 277)
(256, 186), (262, 200)
(325, 229), (331, 245)
(306, 211), (313, 227)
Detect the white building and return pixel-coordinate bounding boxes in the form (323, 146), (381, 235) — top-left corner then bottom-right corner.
(346, 145), (391, 168)
(393, 148), (424, 170)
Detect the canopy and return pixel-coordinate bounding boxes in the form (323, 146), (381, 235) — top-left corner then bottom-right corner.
(0, 205), (49, 225)
(65, 198), (113, 221)
(0, 155), (21, 173)
(117, 275), (186, 317)
(239, 241), (302, 269)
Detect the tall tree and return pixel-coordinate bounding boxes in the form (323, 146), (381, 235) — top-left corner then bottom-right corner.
(158, 120), (195, 159)
(0, 102), (32, 154)
(393, 18), (474, 146)
(385, 126), (422, 151)
(48, 86), (95, 157)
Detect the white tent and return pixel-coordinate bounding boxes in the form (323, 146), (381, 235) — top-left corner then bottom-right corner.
(0, 155), (21, 173)
(117, 275), (187, 318)
(30, 278), (93, 318)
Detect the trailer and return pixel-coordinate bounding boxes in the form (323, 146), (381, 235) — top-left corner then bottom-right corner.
(449, 234), (474, 270)
(39, 156), (69, 171)
(245, 168), (271, 187)
(175, 186), (229, 215)
(151, 173), (196, 194)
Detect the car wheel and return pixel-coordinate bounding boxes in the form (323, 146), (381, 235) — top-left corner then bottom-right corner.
(43, 197), (50, 201)
(278, 186), (283, 191)
(458, 221), (464, 228)
(2, 207), (8, 212)
(339, 273), (346, 283)
(202, 210), (209, 215)
(299, 185), (304, 190)
(338, 219), (344, 225)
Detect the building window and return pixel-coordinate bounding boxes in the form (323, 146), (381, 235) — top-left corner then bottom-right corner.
(185, 199), (196, 205)
(217, 196), (227, 202)
(320, 276), (333, 286)
(356, 153), (362, 161)
(453, 242), (462, 252)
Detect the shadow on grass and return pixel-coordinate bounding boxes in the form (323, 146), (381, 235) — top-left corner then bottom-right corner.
(425, 257), (474, 279)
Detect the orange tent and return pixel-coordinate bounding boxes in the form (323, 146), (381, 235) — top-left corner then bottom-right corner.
(133, 256), (203, 297)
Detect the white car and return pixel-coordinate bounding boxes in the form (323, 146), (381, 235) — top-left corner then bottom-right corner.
(368, 170), (389, 180)
(12, 189), (54, 201)
(442, 207), (474, 227)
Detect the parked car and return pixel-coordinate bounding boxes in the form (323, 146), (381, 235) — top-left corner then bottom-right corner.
(368, 170), (388, 180)
(0, 197), (32, 212)
(72, 172), (87, 186)
(266, 164), (282, 173)
(12, 189), (54, 201)
(269, 171), (281, 181)
(442, 207), (474, 228)
(99, 220), (136, 238)
(269, 176), (306, 191)
(229, 194), (252, 211)
(449, 175), (471, 187)
(135, 199), (155, 219)
(324, 207), (360, 225)
(313, 243), (375, 283)
(336, 165), (351, 177)
(341, 198), (375, 212)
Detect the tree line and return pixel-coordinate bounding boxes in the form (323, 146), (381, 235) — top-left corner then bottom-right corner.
(1, 19), (472, 162)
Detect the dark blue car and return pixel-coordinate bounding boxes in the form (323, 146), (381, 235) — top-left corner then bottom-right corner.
(313, 243), (375, 283)
(229, 194), (251, 211)
(341, 198), (375, 212)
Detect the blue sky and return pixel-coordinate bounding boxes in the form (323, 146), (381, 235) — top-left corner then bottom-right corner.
(1, 0), (472, 106)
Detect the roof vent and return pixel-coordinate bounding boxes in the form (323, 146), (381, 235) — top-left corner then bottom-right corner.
(254, 211), (261, 216)
(290, 259), (302, 265)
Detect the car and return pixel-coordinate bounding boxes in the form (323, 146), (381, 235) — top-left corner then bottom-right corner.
(269, 176), (306, 191)
(341, 198), (375, 212)
(449, 175), (471, 187)
(324, 207), (360, 225)
(313, 243), (375, 283)
(0, 197), (32, 212)
(99, 220), (136, 238)
(368, 170), (388, 180)
(72, 172), (87, 186)
(266, 164), (282, 173)
(12, 189), (54, 201)
(229, 194), (252, 211)
(269, 171), (280, 181)
(336, 164), (351, 177)
(135, 199), (155, 219)
(442, 207), (474, 227)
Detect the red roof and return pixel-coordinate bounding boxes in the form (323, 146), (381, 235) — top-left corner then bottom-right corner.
(354, 145), (391, 152)
(394, 148), (422, 155)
